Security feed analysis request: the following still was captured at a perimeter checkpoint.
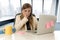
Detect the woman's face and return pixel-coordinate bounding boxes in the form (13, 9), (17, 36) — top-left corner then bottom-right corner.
(22, 8), (31, 18)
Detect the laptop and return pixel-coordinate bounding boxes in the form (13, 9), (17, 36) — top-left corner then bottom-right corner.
(37, 15), (57, 35)
(27, 15), (57, 35)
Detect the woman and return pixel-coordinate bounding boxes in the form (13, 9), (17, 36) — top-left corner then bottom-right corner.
(15, 3), (38, 32)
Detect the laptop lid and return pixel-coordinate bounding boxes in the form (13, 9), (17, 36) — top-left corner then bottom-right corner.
(37, 15), (57, 35)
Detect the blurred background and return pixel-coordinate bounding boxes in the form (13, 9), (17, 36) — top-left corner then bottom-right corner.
(0, 0), (60, 32)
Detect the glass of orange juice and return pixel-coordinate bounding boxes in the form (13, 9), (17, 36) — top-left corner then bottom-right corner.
(5, 25), (12, 35)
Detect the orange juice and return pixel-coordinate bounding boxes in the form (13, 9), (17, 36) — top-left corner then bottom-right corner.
(5, 25), (12, 35)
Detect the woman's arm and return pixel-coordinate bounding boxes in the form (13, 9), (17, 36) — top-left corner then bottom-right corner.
(14, 15), (28, 31)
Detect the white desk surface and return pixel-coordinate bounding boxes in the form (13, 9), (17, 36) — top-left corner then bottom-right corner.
(0, 31), (60, 40)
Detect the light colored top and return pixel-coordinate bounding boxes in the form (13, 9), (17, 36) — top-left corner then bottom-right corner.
(14, 15), (38, 32)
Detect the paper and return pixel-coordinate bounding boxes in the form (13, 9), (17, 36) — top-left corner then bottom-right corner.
(17, 31), (25, 35)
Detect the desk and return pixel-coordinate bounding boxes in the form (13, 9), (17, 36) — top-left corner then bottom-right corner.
(0, 31), (60, 40)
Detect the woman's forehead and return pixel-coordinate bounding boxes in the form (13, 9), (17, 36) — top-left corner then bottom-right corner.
(24, 8), (31, 10)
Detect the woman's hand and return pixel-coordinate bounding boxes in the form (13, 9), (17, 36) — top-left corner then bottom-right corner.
(23, 13), (28, 18)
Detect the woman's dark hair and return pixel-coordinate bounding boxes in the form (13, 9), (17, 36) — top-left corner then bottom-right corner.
(20, 3), (33, 30)
(21, 3), (32, 16)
